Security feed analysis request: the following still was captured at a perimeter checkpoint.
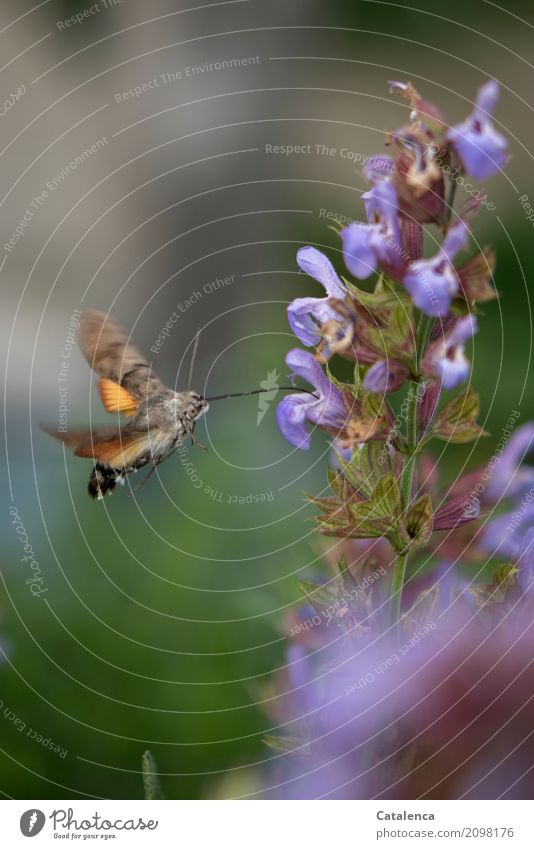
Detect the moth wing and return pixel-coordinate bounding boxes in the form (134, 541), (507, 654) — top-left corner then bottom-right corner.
(98, 378), (138, 416)
(79, 310), (164, 403)
(74, 431), (152, 467)
(41, 425), (117, 450)
(42, 425), (151, 468)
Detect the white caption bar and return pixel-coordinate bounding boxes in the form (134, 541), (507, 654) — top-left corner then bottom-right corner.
(1, 799), (533, 847)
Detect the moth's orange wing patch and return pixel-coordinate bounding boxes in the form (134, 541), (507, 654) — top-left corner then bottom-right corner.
(98, 378), (138, 416)
(74, 432), (150, 467)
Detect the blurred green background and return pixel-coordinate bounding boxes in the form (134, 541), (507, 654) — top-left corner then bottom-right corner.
(1, 0), (533, 799)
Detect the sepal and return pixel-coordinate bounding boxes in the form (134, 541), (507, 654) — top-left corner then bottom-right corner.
(432, 387), (487, 443)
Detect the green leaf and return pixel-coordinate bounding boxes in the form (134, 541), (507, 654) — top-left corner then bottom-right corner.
(386, 305), (416, 361)
(336, 553), (352, 576)
(316, 523), (362, 538)
(371, 473), (402, 518)
(362, 389), (388, 423)
(402, 585), (440, 631)
(348, 503), (397, 538)
(366, 440), (394, 477)
(457, 248), (498, 304)
(354, 363), (366, 388)
(335, 555), (360, 593)
(304, 493), (341, 513)
(314, 459), (404, 548)
(340, 447), (374, 498)
(298, 580), (338, 616)
(433, 387), (487, 443)
(449, 298), (476, 317)
(313, 509), (352, 530)
(264, 735), (309, 755)
(142, 750), (164, 800)
(326, 466), (344, 497)
(298, 578), (358, 633)
(328, 473), (405, 548)
(405, 494), (434, 546)
(469, 563), (520, 608)
(343, 279), (394, 310)
(362, 323), (388, 357)
(359, 308), (416, 362)
(493, 562), (519, 590)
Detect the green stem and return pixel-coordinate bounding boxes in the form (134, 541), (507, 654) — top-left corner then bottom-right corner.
(390, 313), (433, 630)
(390, 552), (409, 628)
(399, 393), (419, 504)
(416, 313), (434, 372)
(445, 176), (458, 227)
(391, 381), (419, 629)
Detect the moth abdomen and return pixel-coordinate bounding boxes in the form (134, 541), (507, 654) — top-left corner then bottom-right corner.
(88, 464), (120, 500)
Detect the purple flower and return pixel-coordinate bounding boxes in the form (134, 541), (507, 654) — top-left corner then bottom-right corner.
(480, 502), (534, 560)
(363, 359), (409, 394)
(417, 380), (441, 430)
(363, 155), (395, 183)
(286, 643), (310, 689)
(0, 623), (8, 664)
(270, 628), (422, 799)
(341, 181), (402, 279)
(331, 441), (354, 464)
(388, 79), (446, 128)
(288, 247), (351, 347)
(265, 598), (534, 799)
(423, 314), (477, 389)
(446, 80), (508, 181)
(518, 527), (534, 595)
(480, 422), (534, 560)
(276, 349), (348, 450)
(486, 422), (534, 502)
(403, 221), (468, 316)
(433, 492), (481, 530)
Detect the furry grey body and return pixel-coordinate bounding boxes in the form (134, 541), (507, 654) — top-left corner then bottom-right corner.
(44, 309), (210, 499)
(89, 389), (209, 499)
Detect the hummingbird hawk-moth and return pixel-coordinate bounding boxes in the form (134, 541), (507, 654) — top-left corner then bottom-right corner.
(44, 310), (311, 500)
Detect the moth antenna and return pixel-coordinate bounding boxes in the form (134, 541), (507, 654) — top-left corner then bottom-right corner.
(188, 327), (201, 389)
(206, 387), (319, 402)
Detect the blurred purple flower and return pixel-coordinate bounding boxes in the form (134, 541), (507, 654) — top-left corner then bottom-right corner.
(479, 423), (534, 560)
(486, 422), (534, 502)
(286, 643), (310, 687)
(403, 221), (468, 316)
(480, 501), (534, 560)
(331, 441), (355, 465)
(363, 155), (395, 183)
(517, 527), (534, 593)
(341, 181), (402, 279)
(363, 359), (409, 394)
(270, 628), (419, 798)
(266, 595), (534, 799)
(417, 380), (441, 431)
(518, 528), (534, 595)
(446, 80), (508, 181)
(433, 492), (481, 530)
(0, 630), (8, 665)
(288, 247), (351, 348)
(276, 349), (348, 450)
(423, 314), (477, 389)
